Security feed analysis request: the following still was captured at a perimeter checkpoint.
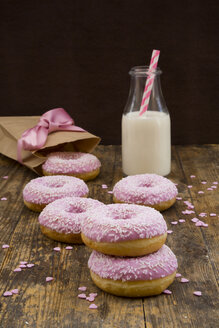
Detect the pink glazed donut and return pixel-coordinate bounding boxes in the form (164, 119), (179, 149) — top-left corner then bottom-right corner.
(113, 174), (178, 211)
(81, 203), (167, 256)
(88, 245), (178, 297)
(39, 197), (104, 243)
(23, 175), (89, 212)
(42, 152), (101, 181)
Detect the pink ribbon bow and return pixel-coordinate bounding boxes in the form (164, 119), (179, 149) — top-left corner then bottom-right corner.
(17, 108), (84, 163)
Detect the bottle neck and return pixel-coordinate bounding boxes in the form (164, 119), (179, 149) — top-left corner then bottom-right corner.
(124, 69), (168, 115)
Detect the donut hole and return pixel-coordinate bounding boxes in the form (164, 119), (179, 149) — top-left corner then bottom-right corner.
(48, 183), (65, 188)
(66, 204), (86, 214)
(43, 180), (65, 188)
(110, 210), (134, 220)
(138, 181), (154, 188)
(58, 152), (83, 161)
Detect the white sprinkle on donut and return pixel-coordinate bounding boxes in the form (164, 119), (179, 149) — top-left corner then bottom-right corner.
(81, 203), (167, 242)
(42, 152), (101, 174)
(39, 197), (104, 234)
(113, 174), (178, 205)
(23, 175), (88, 205)
(88, 245), (178, 281)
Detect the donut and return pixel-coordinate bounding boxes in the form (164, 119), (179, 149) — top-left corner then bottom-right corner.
(42, 152), (101, 181)
(38, 197), (104, 243)
(88, 245), (178, 297)
(81, 203), (167, 257)
(113, 174), (178, 211)
(23, 175), (89, 212)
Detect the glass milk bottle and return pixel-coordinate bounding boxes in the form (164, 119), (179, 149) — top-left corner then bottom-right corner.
(122, 66), (171, 176)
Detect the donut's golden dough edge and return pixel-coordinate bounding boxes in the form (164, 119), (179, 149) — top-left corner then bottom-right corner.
(40, 225), (83, 244)
(42, 168), (100, 181)
(90, 270), (176, 297)
(81, 233), (167, 257)
(113, 196), (176, 212)
(24, 200), (47, 212)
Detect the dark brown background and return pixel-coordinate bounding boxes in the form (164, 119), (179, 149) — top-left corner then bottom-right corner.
(0, 0), (218, 144)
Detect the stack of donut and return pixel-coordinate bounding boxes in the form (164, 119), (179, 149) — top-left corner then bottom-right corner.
(81, 173), (178, 298)
(22, 153), (178, 298)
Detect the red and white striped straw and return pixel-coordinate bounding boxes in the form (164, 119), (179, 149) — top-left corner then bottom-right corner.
(139, 49), (160, 116)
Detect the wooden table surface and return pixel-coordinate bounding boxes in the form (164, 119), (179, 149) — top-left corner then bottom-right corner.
(0, 145), (218, 328)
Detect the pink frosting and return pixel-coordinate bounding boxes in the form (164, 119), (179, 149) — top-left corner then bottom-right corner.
(42, 152), (101, 174)
(113, 174), (178, 205)
(81, 203), (167, 242)
(88, 245), (178, 281)
(39, 197), (104, 234)
(23, 175), (88, 205)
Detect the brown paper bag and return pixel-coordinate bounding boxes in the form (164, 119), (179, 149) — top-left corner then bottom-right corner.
(0, 116), (100, 175)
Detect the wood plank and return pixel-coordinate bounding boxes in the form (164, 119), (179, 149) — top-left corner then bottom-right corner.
(0, 147), (145, 328)
(143, 145), (219, 328)
(176, 145), (219, 280)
